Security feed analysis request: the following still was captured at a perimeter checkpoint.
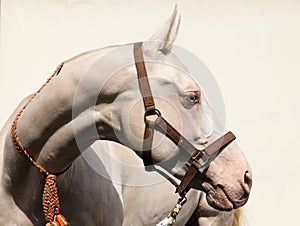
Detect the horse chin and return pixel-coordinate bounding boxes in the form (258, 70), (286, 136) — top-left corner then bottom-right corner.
(201, 182), (234, 211)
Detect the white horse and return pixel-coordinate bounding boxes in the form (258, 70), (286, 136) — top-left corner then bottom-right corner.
(0, 8), (252, 226)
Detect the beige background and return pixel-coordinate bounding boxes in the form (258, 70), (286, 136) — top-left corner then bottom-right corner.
(1, 0), (300, 225)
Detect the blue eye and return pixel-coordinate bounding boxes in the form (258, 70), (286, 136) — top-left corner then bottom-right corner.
(185, 93), (198, 104)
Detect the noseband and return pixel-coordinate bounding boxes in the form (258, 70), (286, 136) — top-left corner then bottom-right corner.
(134, 42), (236, 197)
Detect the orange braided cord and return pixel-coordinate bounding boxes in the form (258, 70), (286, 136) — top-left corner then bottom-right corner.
(10, 63), (70, 225)
(11, 62), (64, 174)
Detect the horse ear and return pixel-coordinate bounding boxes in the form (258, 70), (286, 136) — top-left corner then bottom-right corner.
(143, 5), (181, 58)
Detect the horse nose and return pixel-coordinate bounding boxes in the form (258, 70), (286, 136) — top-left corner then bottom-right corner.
(243, 171), (252, 195)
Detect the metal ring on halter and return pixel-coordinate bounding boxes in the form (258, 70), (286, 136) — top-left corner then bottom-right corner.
(144, 109), (161, 124)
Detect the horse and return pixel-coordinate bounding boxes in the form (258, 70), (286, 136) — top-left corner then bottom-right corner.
(0, 7), (252, 226)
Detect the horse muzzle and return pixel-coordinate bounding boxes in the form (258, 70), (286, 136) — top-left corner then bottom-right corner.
(199, 143), (253, 211)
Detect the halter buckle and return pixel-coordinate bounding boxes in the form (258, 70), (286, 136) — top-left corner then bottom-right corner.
(191, 150), (210, 170)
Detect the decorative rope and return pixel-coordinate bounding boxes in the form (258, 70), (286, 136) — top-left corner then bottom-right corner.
(11, 63), (69, 225)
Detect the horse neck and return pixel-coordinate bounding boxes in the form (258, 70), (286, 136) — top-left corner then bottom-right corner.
(13, 44), (136, 174)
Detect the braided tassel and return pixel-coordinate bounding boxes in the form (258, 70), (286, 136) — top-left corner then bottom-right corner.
(43, 175), (69, 226)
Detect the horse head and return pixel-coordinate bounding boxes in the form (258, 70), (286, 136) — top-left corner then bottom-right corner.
(100, 7), (252, 211)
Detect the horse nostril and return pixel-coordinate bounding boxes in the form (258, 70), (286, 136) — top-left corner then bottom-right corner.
(243, 171), (252, 194)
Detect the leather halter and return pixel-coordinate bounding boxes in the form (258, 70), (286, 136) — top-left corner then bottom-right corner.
(134, 42), (236, 196)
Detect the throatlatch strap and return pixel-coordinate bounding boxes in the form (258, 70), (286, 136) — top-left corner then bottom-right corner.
(142, 124), (155, 166)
